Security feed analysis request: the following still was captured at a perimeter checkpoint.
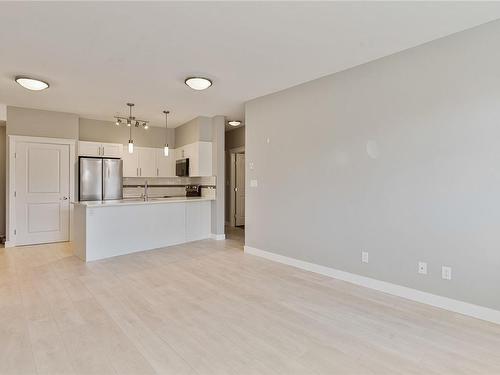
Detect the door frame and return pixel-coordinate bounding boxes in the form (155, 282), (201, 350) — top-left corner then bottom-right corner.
(6, 135), (76, 247)
(228, 146), (245, 227)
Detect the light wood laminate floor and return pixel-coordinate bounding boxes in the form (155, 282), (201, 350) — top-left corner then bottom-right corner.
(1, 235), (499, 375)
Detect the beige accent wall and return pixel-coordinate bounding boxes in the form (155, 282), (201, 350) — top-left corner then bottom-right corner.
(175, 116), (213, 147)
(79, 118), (175, 148)
(7, 106), (79, 139)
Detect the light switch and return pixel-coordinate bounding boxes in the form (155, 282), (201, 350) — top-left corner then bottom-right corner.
(250, 179), (258, 187)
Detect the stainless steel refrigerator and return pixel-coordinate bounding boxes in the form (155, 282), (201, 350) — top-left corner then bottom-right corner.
(79, 157), (123, 201)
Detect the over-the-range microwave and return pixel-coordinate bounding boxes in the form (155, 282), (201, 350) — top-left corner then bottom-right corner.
(176, 158), (189, 177)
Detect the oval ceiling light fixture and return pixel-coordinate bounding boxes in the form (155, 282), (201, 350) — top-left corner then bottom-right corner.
(228, 120), (241, 127)
(15, 76), (49, 91)
(185, 77), (212, 91)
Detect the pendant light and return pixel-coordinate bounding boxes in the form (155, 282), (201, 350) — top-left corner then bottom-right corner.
(163, 110), (170, 156)
(127, 103), (134, 153)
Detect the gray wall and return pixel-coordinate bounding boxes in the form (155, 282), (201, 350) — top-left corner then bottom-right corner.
(225, 126), (245, 151)
(245, 20), (500, 311)
(175, 116), (213, 147)
(0, 126), (5, 236)
(79, 118), (175, 148)
(7, 106), (79, 139)
(211, 116), (225, 236)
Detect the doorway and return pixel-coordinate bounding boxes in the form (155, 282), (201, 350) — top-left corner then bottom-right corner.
(8, 136), (75, 246)
(228, 147), (245, 228)
(234, 152), (245, 226)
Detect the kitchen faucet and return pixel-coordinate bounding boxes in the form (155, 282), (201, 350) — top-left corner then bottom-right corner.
(143, 180), (149, 201)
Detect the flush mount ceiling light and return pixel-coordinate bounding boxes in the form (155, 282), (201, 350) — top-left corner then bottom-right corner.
(15, 76), (49, 91)
(228, 120), (241, 127)
(185, 77), (212, 91)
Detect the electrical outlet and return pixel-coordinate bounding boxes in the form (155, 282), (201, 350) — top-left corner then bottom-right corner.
(442, 266), (452, 280)
(361, 251), (369, 263)
(250, 179), (258, 188)
(418, 262), (427, 275)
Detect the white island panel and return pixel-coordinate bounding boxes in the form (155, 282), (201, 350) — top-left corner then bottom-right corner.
(73, 198), (212, 261)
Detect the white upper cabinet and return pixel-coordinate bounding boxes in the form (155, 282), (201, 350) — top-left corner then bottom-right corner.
(175, 141), (212, 177)
(95, 141), (212, 178)
(122, 148), (139, 177)
(156, 149), (175, 177)
(78, 141), (101, 157)
(78, 141), (123, 158)
(123, 147), (173, 177)
(138, 147), (157, 177)
(101, 142), (123, 158)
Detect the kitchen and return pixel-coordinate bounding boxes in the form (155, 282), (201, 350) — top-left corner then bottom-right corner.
(5, 105), (226, 259)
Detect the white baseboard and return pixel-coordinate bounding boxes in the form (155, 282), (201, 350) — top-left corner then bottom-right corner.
(210, 234), (226, 240)
(4, 240), (14, 248)
(244, 246), (500, 325)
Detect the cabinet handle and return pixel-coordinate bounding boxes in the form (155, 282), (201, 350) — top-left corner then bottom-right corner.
(157, 168), (159, 176)
(137, 167), (139, 176)
(140, 168), (142, 176)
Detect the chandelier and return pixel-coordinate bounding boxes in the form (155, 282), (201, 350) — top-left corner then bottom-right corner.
(114, 103), (149, 129)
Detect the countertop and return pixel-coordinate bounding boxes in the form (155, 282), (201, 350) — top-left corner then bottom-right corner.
(72, 196), (214, 208)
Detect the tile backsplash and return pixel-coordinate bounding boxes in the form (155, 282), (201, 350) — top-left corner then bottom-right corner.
(123, 176), (216, 187)
(123, 176), (216, 198)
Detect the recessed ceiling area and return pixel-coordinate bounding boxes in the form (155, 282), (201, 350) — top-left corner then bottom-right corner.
(1, 2), (500, 128)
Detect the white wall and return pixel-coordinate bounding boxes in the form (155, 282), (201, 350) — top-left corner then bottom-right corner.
(245, 20), (500, 311)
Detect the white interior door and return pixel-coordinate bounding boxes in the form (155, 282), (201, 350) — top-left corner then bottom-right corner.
(15, 141), (70, 245)
(235, 153), (245, 226)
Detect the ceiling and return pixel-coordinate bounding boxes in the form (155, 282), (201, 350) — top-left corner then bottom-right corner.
(1, 2), (500, 129)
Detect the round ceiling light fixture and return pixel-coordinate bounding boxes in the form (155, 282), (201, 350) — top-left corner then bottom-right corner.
(185, 77), (212, 91)
(15, 76), (49, 91)
(228, 120), (241, 127)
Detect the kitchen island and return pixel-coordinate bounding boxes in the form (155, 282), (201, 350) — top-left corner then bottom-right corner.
(73, 197), (215, 261)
